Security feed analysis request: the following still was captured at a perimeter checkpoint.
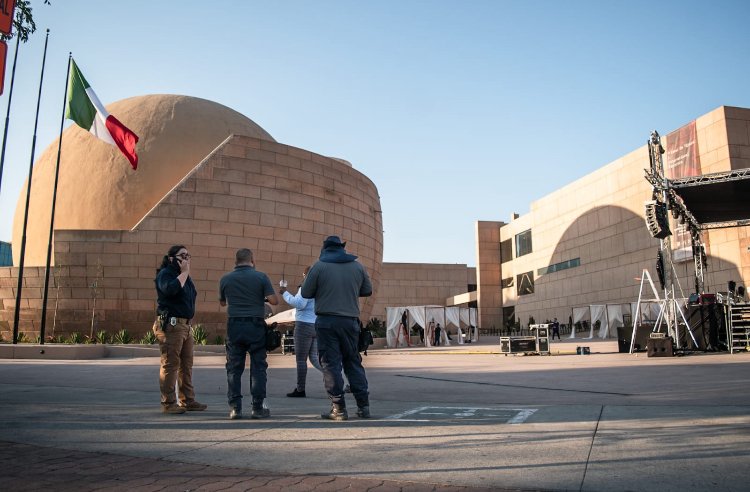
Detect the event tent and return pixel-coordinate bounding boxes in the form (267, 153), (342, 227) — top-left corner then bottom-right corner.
(386, 306), (478, 348)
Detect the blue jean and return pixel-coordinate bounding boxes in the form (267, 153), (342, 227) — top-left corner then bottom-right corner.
(294, 321), (322, 392)
(225, 317), (267, 411)
(315, 315), (369, 408)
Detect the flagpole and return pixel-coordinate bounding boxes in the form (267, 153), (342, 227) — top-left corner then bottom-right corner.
(0, 33), (21, 197)
(12, 29), (50, 345)
(39, 52), (71, 344)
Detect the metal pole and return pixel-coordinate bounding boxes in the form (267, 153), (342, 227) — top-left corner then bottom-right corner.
(0, 33), (21, 196)
(11, 29), (49, 344)
(40, 53), (72, 343)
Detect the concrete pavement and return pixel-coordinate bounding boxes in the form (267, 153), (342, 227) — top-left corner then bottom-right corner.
(1, 338), (749, 491)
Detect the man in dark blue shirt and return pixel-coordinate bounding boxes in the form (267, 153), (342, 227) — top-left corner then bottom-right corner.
(154, 245), (206, 414)
(219, 248), (278, 420)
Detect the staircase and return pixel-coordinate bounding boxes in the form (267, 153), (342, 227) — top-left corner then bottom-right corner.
(729, 303), (750, 353)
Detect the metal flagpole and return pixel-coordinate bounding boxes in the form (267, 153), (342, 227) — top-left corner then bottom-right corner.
(0, 33), (21, 196)
(39, 52), (72, 343)
(11, 29), (49, 344)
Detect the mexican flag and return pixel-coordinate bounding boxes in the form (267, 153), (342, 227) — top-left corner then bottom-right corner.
(65, 58), (139, 170)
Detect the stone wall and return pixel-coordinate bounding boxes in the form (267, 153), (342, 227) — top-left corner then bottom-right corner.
(0, 135), (383, 341)
(369, 263), (475, 322)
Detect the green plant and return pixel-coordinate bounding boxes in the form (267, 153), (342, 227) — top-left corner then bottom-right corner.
(112, 329), (133, 344)
(96, 330), (110, 344)
(67, 332), (83, 344)
(213, 335), (224, 346)
(46, 335), (64, 344)
(16, 332), (28, 343)
(365, 318), (386, 338)
(140, 331), (157, 344)
(192, 324), (208, 345)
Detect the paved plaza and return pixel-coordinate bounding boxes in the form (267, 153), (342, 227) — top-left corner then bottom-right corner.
(1, 338), (749, 491)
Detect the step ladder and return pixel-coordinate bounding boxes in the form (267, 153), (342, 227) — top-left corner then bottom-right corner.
(729, 303), (750, 353)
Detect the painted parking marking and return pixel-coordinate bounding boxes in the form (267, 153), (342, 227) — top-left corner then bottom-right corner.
(384, 406), (537, 424)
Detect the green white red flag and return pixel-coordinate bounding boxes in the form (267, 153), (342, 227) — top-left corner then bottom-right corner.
(65, 58), (139, 170)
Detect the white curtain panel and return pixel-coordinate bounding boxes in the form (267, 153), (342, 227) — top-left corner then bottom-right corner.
(590, 305), (607, 339)
(603, 305), (623, 338)
(425, 306), (445, 348)
(571, 307), (589, 339)
(385, 307), (403, 348)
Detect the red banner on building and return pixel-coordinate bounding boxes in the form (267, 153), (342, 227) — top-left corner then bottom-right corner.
(0, 40), (5, 95)
(664, 121), (702, 262)
(0, 0), (15, 36)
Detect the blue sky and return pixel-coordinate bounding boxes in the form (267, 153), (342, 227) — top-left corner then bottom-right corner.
(0, 0), (748, 266)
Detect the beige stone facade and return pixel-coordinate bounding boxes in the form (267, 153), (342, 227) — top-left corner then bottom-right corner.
(488, 106), (750, 329)
(1, 96), (382, 341)
(3, 100), (749, 342)
(369, 263), (476, 322)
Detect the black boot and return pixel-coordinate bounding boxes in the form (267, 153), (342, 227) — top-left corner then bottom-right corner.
(321, 403), (348, 421)
(356, 406), (371, 418)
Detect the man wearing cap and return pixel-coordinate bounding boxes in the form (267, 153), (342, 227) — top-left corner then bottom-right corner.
(301, 235), (373, 420)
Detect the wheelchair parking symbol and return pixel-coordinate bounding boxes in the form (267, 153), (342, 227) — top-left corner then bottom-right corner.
(385, 406), (537, 424)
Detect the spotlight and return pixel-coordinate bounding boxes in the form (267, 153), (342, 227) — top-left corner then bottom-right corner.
(728, 280), (736, 294)
(738, 286), (746, 300)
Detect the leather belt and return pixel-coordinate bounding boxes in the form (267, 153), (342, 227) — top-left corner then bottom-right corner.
(170, 317), (191, 326)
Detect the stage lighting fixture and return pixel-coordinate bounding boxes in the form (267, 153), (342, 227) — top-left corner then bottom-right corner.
(649, 130), (665, 153)
(728, 280), (736, 294)
(738, 286), (746, 299)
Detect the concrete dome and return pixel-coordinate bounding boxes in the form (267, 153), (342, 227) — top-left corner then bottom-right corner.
(13, 94), (275, 265)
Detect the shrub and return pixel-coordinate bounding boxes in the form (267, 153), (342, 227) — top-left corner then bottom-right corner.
(46, 335), (64, 344)
(365, 318), (386, 338)
(96, 330), (110, 344)
(192, 324), (208, 345)
(67, 332), (83, 344)
(112, 329), (133, 344)
(213, 334), (224, 346)
(140, 331), (157, 344)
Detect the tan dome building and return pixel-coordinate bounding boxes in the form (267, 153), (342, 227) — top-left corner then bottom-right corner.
(13, 95), (276, 265)
(3, 95), (383, 339)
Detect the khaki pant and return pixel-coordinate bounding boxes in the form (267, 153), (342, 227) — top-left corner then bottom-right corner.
(154, 320), (195, 406)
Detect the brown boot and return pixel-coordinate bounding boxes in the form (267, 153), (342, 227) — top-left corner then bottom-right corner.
(162, 403), (186, 414)
(181, 401), (207, 411)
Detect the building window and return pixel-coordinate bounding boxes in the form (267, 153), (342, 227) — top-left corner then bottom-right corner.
(500, 239), (512, 263)
(538, 258), (581, 276)
(515, 230), (532, 258)
(517, 271), (534, 296)
(501, 277), (514, 289)
(0, 241), (11, 267)
(467, 284), (477, 292)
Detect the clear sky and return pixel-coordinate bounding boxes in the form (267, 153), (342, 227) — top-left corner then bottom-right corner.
(0, 0), (748, 266)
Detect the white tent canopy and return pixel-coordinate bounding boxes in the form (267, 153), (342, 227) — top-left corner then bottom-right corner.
(569, 303), (634, 339)
(266, 308), (296, 325)
(385, 306), (478, 348)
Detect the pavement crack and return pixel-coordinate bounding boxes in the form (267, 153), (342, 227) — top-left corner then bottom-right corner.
(579, 404), (604, 491)
(396, 374), (632, 396)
